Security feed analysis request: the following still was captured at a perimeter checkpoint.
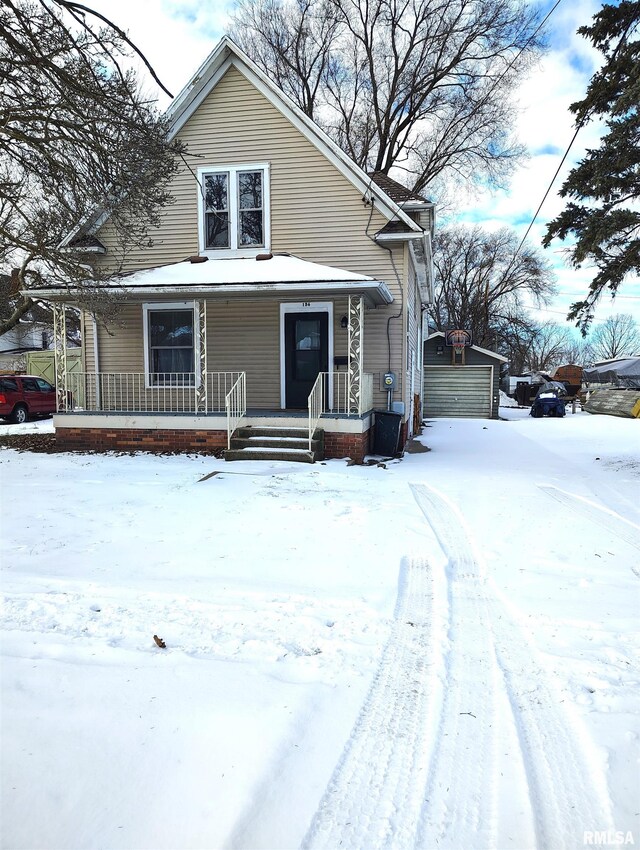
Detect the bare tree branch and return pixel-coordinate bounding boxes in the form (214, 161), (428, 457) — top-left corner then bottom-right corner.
(0, 0), (184, 333)
(428, 225), (556, 358)
(231, 0), (542, 192)
(587, 313), (640, 361)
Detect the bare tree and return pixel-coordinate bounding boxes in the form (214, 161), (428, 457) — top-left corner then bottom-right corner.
(230, 0), (543, 193)
(556, 335), (594, 367)
(428, 225), (556, 352)
(587, 313), (640, 361)
(496, 319), (592, 375)
(0, 0), (183, 335)
(524, 322), (575, 372)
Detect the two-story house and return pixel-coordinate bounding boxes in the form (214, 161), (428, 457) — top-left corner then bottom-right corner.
(28, 37), (434, 462)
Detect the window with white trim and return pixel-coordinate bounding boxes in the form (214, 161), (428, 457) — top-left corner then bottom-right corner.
(199, 164), (269, 254)
(143, 302), (198, 386)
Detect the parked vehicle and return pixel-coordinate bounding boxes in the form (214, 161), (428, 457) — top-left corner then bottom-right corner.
(0, 375), (57, 423)
(530, 383), (566, 418)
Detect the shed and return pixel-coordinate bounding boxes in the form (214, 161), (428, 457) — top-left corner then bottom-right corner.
(423, 332), (508, 419)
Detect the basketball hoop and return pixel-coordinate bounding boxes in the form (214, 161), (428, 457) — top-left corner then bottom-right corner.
(445, 329), (473, 348)
(445, 329), (472, 365)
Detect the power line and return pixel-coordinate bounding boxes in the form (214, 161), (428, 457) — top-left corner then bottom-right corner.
(488, 0), (565, 99)
(512, 120), (587, 259)
(511, 9), (637, 263)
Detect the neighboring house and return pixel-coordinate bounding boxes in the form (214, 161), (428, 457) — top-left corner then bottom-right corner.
(28, 37), (434, 462)
(0, 275), (81, 374)
(423, 332), (507, 419)
(0, 321), (51, 372)
(0, 276), (51, 371)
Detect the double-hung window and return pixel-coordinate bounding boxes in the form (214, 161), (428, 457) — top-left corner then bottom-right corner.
(199, 163), (269, 255)
(143, 302), (198, 386)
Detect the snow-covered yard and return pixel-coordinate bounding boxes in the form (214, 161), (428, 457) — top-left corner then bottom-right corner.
(1, 411), (638, 850)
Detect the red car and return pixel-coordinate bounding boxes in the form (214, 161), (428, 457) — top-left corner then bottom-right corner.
(0, 375), (58, 423)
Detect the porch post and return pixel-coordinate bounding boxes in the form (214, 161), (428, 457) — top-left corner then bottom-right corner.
(347, 294), (364, 414)
(196, 300), (207, 413)
(53, 304), (69, 412)
(53, 303), (68, 412)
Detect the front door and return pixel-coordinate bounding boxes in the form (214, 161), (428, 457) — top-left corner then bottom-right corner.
(284, 312), (329, 408)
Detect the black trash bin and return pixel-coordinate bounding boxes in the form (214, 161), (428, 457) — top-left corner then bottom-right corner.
(373, 410), (403, 456)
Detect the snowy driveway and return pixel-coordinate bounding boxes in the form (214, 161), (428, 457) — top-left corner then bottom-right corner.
(1, 411), (638, 849)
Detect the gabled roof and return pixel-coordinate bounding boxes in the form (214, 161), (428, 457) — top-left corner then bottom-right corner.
(166, 37), (422, 234)
(426, 331), (508, 363)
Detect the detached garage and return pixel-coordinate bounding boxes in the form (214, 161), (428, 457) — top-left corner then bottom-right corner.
(423, 332), (507, 419)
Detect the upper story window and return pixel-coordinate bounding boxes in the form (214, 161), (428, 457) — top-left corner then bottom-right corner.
(198, 163), (270, 256)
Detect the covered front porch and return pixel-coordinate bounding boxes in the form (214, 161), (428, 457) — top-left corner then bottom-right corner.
(56, 365), (375, 456)
(45, 255), (393, 460)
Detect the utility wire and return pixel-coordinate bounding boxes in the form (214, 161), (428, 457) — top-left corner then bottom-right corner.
(511, 120), (587, 260)
(510, 10), (637, 266)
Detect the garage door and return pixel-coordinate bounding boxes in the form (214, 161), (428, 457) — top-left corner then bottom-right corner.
(424, 366), (493, 418)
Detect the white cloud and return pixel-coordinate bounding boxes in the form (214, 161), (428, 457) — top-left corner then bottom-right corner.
(453, 1), (640, 328)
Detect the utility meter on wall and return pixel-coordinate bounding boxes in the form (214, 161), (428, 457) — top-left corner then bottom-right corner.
(382, 372), (396, 391)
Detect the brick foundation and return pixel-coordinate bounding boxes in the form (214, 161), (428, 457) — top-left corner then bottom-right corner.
(56, 427), (227, 455)
(56, 425), (373, 462)
(323, 428), (371, 463)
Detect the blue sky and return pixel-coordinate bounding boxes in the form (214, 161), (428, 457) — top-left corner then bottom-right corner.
(89, 0), (640, 334)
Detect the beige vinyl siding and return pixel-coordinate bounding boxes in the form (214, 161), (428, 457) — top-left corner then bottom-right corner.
(91, 293), (404, 410)
(94, 296), (353, 409)
(98, 304), (145, 372)
(82, 312), (96, 374)
(93, 65), (409, 410)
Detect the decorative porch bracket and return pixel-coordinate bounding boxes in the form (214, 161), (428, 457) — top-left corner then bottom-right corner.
(53, 303), (68, 412)
(196, 300), (207, 413)
(347, 294), (364, 414)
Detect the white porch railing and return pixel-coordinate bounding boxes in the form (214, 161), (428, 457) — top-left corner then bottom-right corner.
(64, 370), (373, 420)
(308, 372), (324, 452)
(225, 372), (247, 450)
(317, 372), (375, 415)
(65, 372), (243, 414)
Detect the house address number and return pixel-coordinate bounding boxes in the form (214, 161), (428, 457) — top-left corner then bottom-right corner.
(302, 301), (311, 307)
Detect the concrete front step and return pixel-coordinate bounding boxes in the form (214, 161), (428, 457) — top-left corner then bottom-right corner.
(234, 426), (309, 439)
(225, 426), (324, 463)
(224, 447), (315, 463)
(230, 435), (321, 452)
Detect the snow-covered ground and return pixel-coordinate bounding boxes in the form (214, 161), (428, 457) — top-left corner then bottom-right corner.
(1, 410), (638, 850)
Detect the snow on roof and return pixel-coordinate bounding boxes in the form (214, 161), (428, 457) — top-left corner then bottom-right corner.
(26, 254), (394, 307)
(119, 254), (374, 287)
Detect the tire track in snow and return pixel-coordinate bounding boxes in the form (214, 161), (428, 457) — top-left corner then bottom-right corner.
(410, 485), (501, 850)
(538, 484), (640, 553)
(301, 556), (446, 850)
(411, 483), (616, 850)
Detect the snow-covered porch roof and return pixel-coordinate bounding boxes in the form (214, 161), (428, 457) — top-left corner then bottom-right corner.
(26, 255), (394, 308)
